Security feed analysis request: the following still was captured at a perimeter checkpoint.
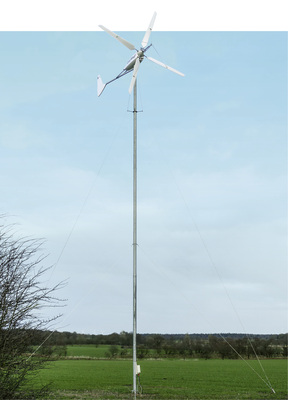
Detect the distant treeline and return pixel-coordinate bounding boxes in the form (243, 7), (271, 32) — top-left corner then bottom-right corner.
(29, 330), (287, 360)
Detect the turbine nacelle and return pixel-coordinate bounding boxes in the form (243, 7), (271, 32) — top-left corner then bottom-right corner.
(124, 50), (144, 72)
(97, 12), (184, 96)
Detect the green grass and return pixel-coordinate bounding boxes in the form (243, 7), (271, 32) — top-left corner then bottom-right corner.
(66, 345), (118, 358)
(31, 358), (287, 399)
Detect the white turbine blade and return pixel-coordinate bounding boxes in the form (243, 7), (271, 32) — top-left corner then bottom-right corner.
(99, 25), (136, 50)
(129, 58), (141, 94)
(147, 56), (185, 77)
(141, 12), (157, 48)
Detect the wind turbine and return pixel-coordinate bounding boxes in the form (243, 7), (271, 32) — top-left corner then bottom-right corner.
(97, 12), (184, 97)
(97, 12), (184, 398)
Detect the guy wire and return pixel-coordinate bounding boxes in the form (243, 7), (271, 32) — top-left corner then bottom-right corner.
(146, 133), (276, 393)
(36, 114), (127, 354)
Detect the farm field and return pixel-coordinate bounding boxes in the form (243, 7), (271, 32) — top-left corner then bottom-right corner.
(66, 344), (118, 358)
(32, 357), (287, 399)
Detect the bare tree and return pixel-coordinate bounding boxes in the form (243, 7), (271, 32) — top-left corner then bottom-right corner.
(0, 221), (65, 399)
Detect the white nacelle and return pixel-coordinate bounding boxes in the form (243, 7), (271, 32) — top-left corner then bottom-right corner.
(124, 51), (144, 72)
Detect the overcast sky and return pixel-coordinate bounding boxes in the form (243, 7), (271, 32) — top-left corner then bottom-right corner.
(0, 2), (287, 335)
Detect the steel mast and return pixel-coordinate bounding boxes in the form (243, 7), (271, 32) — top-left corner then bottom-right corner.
(132, 79), (138, 399)
(97, 14), (184, 398)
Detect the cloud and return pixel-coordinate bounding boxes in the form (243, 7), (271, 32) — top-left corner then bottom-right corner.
(1, 30), (286, 335)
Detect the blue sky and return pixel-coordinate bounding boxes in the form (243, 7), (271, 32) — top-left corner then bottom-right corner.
(0, 5), (287, 335)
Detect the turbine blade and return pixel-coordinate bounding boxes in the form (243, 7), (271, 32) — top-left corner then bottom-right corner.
(99, 25), (136, 50)
(129, 58), (141, 94)
(141, 12), (157, 48)
(146, 56), (185, 77)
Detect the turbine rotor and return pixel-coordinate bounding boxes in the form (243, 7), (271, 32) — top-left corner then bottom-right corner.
(97, 12), (184, 96)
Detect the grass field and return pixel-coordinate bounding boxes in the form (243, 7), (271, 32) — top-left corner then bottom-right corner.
(66, 345), (116, 358)
(32, 357), (287, 399)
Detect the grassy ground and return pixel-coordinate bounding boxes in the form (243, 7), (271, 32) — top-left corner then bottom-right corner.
(66, 345), (115, 358)
(31, 358), (287, 399)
